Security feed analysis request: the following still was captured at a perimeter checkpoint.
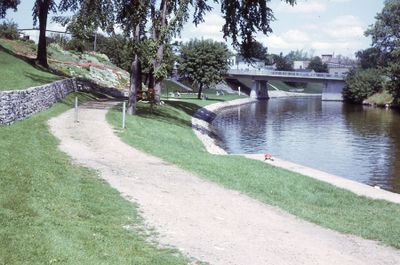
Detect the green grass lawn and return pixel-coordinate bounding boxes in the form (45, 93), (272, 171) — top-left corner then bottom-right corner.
(0, 48), (61, 91)
(107, 97), (400, 249)
(0, 92), (188, 264)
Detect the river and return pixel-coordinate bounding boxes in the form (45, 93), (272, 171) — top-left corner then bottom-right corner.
(211, 97), (400, 193)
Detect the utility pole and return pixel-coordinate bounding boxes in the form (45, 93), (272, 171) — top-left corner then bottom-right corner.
(94, 32), (97, 52)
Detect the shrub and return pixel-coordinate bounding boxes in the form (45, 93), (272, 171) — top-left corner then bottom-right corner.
(0, 20), (19, 40)
(65, 38), (86, 53)
(342, 68), (385, 103)
(47, 33), (70, 48)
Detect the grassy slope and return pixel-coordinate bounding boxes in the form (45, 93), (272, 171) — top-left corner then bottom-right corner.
(0, 48), (60, 91)
(237, 79), (322, 94)
(0, 93), (187, 265)
(269, 80), (323, 94)
(107, 96), (400, 249)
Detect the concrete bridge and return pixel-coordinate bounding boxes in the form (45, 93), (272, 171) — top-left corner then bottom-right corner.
(225, 69), (347, 101)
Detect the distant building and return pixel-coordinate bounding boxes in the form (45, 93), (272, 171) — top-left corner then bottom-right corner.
(321, 54), (333, 63)
(293, 60), (310, 70)
(327, 64), (353, 76)
(229, 55), (275, 71)
(322, 54), (355, 76)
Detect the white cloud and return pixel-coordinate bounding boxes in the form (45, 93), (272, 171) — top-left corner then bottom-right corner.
(178, 12), (225, 42)
(324, 16), (364, 39)
(311, 40), (363, 53)
(276, 0), (327, 14)
(329, 0), (352, 3)
(260, 30), (311, 50)
(282, 30), (311, 43)
(258, 14), (368, 57)
(263, 34), (290, 49)
(177, 1), (370, 57)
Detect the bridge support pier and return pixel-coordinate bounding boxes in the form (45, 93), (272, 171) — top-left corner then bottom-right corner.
(250, 80), (269, 100)
(322, 81), (345, 101)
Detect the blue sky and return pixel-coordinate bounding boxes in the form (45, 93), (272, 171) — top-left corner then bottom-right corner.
(3, 0), (384, 57)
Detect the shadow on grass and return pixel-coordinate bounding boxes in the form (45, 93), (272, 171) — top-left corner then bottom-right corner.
(113, 101), (199, 129)
(58, 91), (99, 107)
(175, 96), (227, 103)
(0, 44), (67, 78)
(0, 44), (36, 64)
(24, 72), (60, 84)
(165, 100), (203, 116)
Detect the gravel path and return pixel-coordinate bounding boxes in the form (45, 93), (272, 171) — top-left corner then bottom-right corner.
(49, 100), (400, 265)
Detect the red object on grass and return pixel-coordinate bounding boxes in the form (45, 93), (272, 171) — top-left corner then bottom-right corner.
(264, 153), (273, 160)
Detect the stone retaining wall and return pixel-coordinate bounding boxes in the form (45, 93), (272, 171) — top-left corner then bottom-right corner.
(0, 78), (126, 125)
(0, 78), (77, 125)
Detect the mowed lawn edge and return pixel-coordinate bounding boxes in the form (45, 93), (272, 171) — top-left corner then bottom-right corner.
(0, 48), (61, 91)
(0, 92), (188, 265)
(107, 96), (400, 249)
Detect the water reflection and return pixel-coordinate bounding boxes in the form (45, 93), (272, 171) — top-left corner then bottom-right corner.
(212, 97), (400, 193)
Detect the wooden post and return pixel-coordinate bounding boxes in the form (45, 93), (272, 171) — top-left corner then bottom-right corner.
(122, 101), (126, 129)
(74, 97), (78, 123)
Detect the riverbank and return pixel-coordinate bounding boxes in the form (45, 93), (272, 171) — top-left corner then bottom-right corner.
(0, 93), (188, 264)
(194, 98), (400, 204)
(48, 99), (400, 265)
(107, 97), (400, 250)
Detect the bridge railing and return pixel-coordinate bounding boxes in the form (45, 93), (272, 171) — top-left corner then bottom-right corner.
(227, 69), (346, 80)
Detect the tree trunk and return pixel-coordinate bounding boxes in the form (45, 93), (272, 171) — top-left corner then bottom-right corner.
(153, 44), (165, 102)
(148, 67), (155, 89)
(127, 23), (142, 115)
(37, 0), (49, 68)
(151, 0), (167, 103)
(197, 83), (203, 99)
(127, 55), (142, 115)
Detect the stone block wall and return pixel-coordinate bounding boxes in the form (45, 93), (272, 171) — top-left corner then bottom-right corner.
(0, 78), (77, 125)
(0, 78), (128, 125)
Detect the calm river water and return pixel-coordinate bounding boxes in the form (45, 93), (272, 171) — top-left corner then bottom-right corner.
(211, 97), (400, 193)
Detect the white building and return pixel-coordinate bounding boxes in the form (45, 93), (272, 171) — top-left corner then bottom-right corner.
(229, 55), (275, 70)
(293, 60), (310, 70)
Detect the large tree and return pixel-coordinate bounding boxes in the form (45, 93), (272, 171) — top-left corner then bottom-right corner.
(355, 47), (382, 70)
(342, 68), (384, 103)
(239, 40), (268, 62)
(273, 53), (293, 71)
(307, 56), (328, 73)
(67, 0), (296, 114)
(0, 0), (81, 67)
(0, 0), (19, 18)
(366, 0), (400, 102)
(178, 39), (230, 99)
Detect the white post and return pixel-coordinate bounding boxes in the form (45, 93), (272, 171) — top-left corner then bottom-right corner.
(238, 86), (241, 96)
(122, 101), (126, 129)
(74, 97), (78, 123)
(94, 32), (97, 52)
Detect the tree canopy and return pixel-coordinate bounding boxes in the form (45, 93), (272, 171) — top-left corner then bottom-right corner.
(0, 0), (19, 18)
(1, 0), (81, 67)
(239, 40), (268, 62)
(342, 68), (384, 103)
(273, 53), (293, 71)
(178, 39), (230, 99)
(307, 56), (328, 73)
(2, 0), (297, 113)
(355, 47), (382, 70)
(365, 0), (400, 103)
(366, 0), (400, 58)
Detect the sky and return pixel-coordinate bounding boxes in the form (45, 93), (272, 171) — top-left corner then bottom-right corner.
(3, 0), (385, 58)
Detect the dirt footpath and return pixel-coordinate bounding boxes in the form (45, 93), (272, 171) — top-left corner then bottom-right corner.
(49, 101), (400, 265)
